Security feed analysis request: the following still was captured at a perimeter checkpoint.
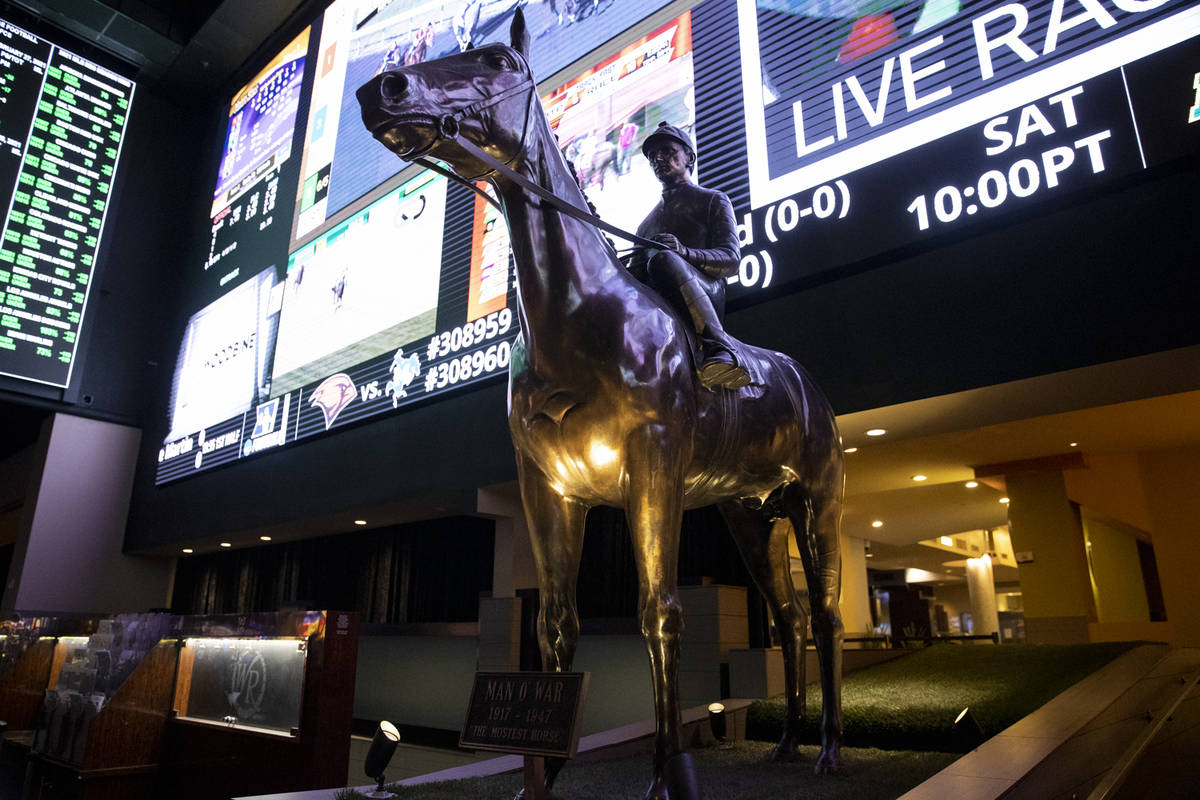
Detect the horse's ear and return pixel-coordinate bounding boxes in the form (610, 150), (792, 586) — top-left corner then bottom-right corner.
(510, 7), (530, 59)
(466, 41), (474, 50)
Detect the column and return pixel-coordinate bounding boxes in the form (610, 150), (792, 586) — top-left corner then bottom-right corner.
(1139, 446), (1200, 647)
(965, 553), (1000, 638)
(678, 584), (749, 708)
(839, 534), (872, 637)
(1004, 470), (1094, 643)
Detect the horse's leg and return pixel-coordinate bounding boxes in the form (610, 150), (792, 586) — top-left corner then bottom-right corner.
(784, 481), (844, 774)
(624, 424), (687, 800)
(515, 452), (588, 795)
(718, 501), (808, 761)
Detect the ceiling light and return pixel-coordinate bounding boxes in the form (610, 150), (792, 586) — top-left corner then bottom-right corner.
(1069, 442), (1078, 447)
(260, 535), (272, 541)
(182, 548), (193, 554)
(964, 480), (979, 488)
(999, 497), (1010, 504)
(354, 519), (368, 526)
(939, 536), (953, 547)
(912, 474), (927, 482)
(220, 542), (232, 548)
(866, 428), (887, 437)
(844, 447), (858, 453)
(871, 520), (884, 528)
(865, 551), (873, 558)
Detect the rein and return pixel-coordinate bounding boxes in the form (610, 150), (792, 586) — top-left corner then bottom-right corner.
(409, 70), (664, 253)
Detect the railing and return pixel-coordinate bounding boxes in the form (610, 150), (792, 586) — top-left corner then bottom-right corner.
(889, 632), (1001, 648)
(1086, 670), (1200, 800)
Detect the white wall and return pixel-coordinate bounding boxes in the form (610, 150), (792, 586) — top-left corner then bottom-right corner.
(352, 633), (656, 736)
(3, 413), (172, 613)
(574, 634), (654, 734)
(353, 635), (480, 730)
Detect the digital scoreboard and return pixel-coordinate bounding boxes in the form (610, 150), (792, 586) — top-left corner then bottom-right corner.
(0, 18), (133, 388)
(718, 0), (1200, 295)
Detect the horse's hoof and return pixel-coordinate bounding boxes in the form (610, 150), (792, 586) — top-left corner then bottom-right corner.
(770, 743), (801, 762)
(814, 747), (842, 775)
(642, 776), (669, 800)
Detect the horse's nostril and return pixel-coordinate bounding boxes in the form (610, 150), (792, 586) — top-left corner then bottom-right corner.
(380, 72), (407, 102)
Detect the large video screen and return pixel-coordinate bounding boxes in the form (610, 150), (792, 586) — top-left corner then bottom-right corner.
(543, 13), (695, 246)
(0, 17), (135, 388)
(720, 0), (1200, 294)
(158, 1), (693, 485)
(157, 0), (1200, 483)
(291, 0), (677, 246)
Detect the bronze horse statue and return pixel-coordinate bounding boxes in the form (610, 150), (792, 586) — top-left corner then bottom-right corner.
(358, 12), (844, 798)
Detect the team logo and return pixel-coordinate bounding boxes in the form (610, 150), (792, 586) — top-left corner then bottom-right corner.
(386, 348), (422, 407)
(227, 648), (267, 721)
(252, 397), (281, 437)
(310, 373), (356, 430)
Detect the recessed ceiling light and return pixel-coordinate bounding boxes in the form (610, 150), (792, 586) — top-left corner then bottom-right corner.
(844, 447), (858, 454)
(1069, 442), (1078, 447)
(912, 474), (927, 482)
(871, 520), (884, 528)
(866, 428), (887, 437)
(999, 497), (1011, 504)
(182, 548), (193, 554)
(260, 535), (272, 541)
(964, 481), (979, 488)
(354, 519), (367, 526)
(939, 536), (953, 547)
(220, 542), (232, 548)
(865, 552), (873, 558)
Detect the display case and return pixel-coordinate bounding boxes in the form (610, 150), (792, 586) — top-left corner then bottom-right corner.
(0, 616), (102, 732)
(160, 611), (359, 800)
(31, 614), (176, 763)
(173, 636), (308, 735)
(11, 611), (357, 800)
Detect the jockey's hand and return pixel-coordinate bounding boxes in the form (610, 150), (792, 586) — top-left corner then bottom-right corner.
(652, 233), (682, 253)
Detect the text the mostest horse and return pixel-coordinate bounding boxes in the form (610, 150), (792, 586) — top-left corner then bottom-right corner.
(357, 12), (844, 799)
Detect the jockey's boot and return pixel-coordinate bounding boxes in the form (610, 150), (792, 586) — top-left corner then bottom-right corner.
(680, 279), (751, 390)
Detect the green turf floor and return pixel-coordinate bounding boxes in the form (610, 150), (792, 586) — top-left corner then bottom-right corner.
(749, 641), (1140, 751)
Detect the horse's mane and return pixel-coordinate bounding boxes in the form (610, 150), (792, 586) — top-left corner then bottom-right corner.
(562, 155), (616, 252)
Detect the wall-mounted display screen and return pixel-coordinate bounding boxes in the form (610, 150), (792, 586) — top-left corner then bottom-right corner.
(156, 0), (1200, 483)
(0, 17), (134, 388)
(543, 13), (695, 244)
(291, 0), (677, 247)
(720, 0), (1200, 294)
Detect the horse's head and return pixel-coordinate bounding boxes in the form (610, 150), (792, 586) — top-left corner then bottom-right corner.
(356, 10), (535, 179)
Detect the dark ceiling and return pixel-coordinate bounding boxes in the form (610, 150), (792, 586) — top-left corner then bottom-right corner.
(4, 0), (313, 92)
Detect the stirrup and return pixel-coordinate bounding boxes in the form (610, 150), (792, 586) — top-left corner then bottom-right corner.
(697, 344), (751, 390)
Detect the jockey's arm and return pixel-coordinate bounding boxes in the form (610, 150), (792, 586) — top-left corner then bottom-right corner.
(674, 192), (740, 280)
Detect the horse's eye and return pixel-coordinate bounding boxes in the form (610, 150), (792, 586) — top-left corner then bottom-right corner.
(485, 52), (512, 71)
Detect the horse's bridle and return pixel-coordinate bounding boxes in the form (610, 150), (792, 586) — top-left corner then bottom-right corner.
(400, 52), (663, 253)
